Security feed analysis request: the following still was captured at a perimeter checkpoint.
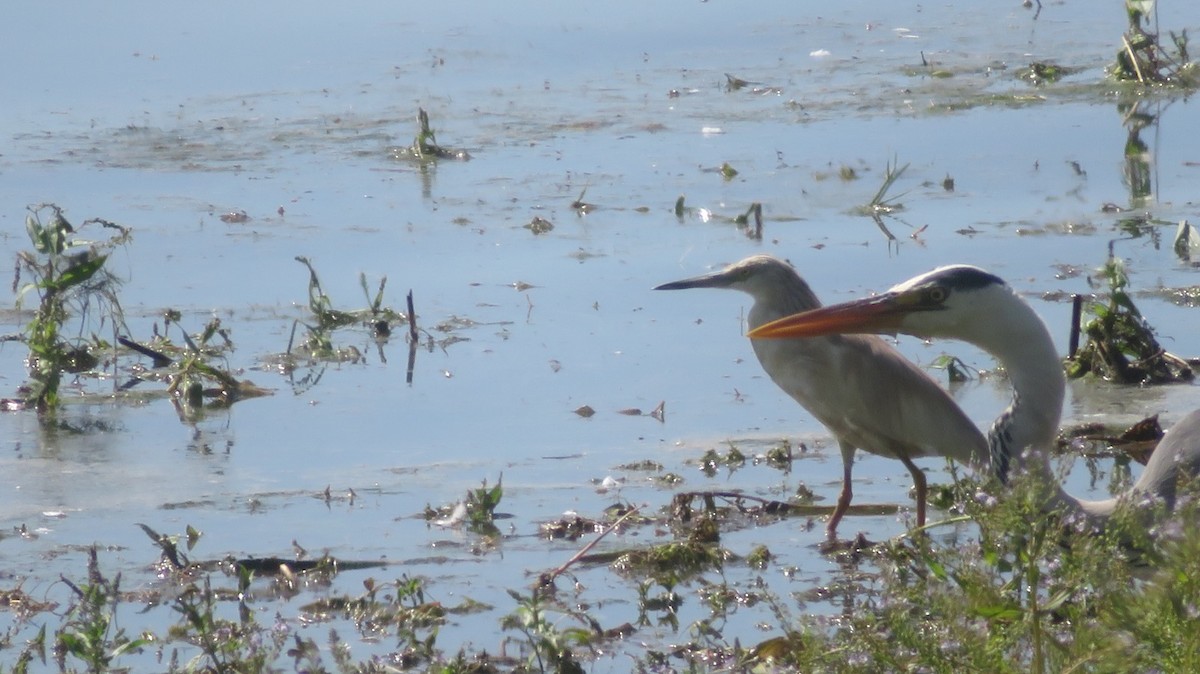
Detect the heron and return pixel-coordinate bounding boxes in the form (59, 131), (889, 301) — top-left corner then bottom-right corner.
(655, 255), (989, 537)
(748, 264), (1200, 522)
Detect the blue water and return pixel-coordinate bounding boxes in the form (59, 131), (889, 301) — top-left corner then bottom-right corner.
(2, 0), (1199, 668)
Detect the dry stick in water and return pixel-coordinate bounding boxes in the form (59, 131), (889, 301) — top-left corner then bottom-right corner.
(406, 290), (418, 384)
(406, 290), (418, 343)
(1068, 294), (1083, 359)
(546, 504), (643, 583)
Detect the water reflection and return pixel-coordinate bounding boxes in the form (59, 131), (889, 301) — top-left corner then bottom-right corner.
(1120, 100), (1156, 207)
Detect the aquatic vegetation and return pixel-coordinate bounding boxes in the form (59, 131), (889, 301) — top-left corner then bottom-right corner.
(500, 589), (593, 674)
(1112, 0), (1197, 86)
(389, 107), (472, 162)
(55, 548), (151, 673)
(1068, 257), (1194, 384)
(4, 205), (270, 420)
(0, 454), (1197, 673)
(732, 202), (763, 240)
(855, 156), (910, 217)
(670, 195), (763, 240)
(524, 216), (554, 235)
(6, 204), (129, 414)
(1018, 62), (1081, 85)
(272, 256), (415, 389)
(425, 475), (505, 536)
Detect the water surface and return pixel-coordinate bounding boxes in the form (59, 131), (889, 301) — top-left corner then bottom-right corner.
(2, 0), (1199, 667)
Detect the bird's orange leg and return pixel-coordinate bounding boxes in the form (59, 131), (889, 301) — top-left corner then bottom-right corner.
(827, 443), (856, 538)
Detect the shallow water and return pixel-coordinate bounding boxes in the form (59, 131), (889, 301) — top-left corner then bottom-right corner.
(2, 0), (1200, 668)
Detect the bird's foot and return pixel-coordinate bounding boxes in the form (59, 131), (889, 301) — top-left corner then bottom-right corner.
(819, 531), (878, 555)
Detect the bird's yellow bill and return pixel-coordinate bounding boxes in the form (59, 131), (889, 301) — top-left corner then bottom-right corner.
(748, 296), (902, 339)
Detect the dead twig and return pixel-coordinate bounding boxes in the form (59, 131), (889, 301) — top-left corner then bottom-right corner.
(545, 504), (643, 583)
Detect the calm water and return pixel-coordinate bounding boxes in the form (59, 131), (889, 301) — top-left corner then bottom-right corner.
(2, 0), (1199, 667)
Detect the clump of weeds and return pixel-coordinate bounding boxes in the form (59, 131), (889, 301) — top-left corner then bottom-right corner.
(5, 203), (267, 421)
(500, 588), (595, 674)
(1068, 256), (1193, 383)
(851, 156), (910, 217)
(274, 256), (415, 393)
(846, 157), (912, 246)
(54, 547), (151, 673)
(1018, 61), (1079, 85)
(118, 315), (270, 422)
(6, 204), (130, 415)
(168, 319), (271, 420)
(1112, 0), (1197, 86)
(425, 475), (506, 537)
(703, 464), (1200, 673)
(299, 574), (461, 669)
(697, 443), (746, 477)
(291, 255), (406, 356)
(390, 107), (472, 162)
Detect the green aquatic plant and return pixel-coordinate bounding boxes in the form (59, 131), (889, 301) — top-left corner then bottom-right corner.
(1113, 0), (1197, 86)
(8, 204), (130, 414)
(712, 464), (1200, 673)
(284, 256), (406, 373)
(1068, 257), (1193, 383)
(851, 156), (910, 217)
(424, 475), (505, 537)
(733, 202), (763, 240)
(56, 548), (150, 673)
(465, 474), (505, 532)
(698, 444), (746, 477)
(501, 588), (592, 674)
(391, 107), (472, 162)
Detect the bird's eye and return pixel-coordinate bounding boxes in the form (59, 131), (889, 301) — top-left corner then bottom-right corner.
(927, 286), (948, 304)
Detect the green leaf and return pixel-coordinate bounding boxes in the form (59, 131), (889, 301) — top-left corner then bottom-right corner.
(973, 603), (1023, 621)
(1041, 588), (1072, 614)
(25, 214), (50, 253)
(110, 638), (150, 658)
(924, 556), (948, 581)
(41, 254), (108, 292)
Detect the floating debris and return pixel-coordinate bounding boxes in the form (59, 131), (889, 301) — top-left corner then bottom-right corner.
(1174, 219), (1200, 261)
(219, 209), (250, 223)
(524, 216), (554, 235)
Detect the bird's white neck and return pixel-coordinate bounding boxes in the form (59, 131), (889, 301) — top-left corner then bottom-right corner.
(977, 290), (1065, 482)
(990, 339), (1065, 481)
(981, 287), (1138, 521)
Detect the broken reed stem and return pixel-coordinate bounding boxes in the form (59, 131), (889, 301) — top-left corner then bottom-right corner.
(1122, 34), (1147, 84)
(547, 504), (643, 582)
(406, 290), (418, 344)
(1068, 294), (1082, 359)
(405, 290), (418, 385)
